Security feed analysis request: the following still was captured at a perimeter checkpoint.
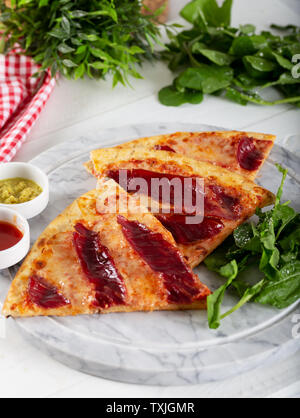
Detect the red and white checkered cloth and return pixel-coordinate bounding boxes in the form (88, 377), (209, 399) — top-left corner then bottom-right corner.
(0, 54), (55, 163)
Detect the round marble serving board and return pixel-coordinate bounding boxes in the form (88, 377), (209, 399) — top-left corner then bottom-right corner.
(0, 123), (299, 386)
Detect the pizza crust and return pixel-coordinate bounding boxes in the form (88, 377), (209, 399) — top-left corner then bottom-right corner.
(3, 131), (276, 318)
(3, 181), (210, 317)
(88, 149), (275, 267)
(89, 131), (275, 180)
(90, 148), (272, 202)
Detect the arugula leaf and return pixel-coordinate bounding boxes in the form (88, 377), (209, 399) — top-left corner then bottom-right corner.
(274, 164), (288, 205)
(207, 260), (238, 329)
(255, 261), (300, 308)
(273, 205), (297, 238)
(280, 224), (300, 252)
(233, 223), (261, 252)
(220, 279), (265, 321)
(205, 165), (300, 329)
(203, 238), (233, 272)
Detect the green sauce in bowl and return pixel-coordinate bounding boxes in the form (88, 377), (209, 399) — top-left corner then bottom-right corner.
(0, 177), (43, 204)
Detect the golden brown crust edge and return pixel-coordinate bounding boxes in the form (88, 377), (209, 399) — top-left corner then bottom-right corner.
(114, 131), (276, 147)
(87, 131), (276, 181)
(89, 148), (275, 207)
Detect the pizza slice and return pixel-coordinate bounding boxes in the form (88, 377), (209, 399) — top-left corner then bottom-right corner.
(2, 179), (210, 318)
(88, 148), (275, 268)
(86, 131), (275, 180)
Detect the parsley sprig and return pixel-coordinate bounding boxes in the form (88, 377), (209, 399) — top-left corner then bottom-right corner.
(159, 0), (300, 107)
(205, 165), (300, 329)
(0, 0), (163, 85)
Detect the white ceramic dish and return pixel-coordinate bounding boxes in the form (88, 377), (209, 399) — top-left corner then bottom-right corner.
(0, 162), (49, 219)
(0, 207), (30, 270)
(0, 123), (298, 385)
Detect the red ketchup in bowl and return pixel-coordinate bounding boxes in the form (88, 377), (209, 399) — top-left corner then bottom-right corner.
(0, 221), (23, 251)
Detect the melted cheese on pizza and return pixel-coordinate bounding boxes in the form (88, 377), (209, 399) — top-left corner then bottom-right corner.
(99, 131), (275, 180)
(89, 149), (275, 267)
(2, 183), (210, 317)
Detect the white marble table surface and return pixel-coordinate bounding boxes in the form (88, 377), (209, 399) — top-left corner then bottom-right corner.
(0, 0), (299, 398)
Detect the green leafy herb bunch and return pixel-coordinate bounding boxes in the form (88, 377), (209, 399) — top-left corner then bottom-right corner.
(0, 0), (163, 85)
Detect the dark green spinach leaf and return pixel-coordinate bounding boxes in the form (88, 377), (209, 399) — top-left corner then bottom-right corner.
(159, 0), (300, 108)
(178, 65), (233, 93)
(158, 85), (203, 106)
(205, 165), (300, 329)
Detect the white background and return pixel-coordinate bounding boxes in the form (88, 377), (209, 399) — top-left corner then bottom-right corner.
(0, 0), (299, 398)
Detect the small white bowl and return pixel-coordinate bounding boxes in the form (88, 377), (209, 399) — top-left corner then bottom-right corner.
(0, 207), (30, 270)
(0, 162), (49, 219)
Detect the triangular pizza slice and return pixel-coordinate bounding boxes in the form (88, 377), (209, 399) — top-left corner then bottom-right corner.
(87, 148), (275, 268)
(87, 131), (275, 180)
(2, 179), (210, 318)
